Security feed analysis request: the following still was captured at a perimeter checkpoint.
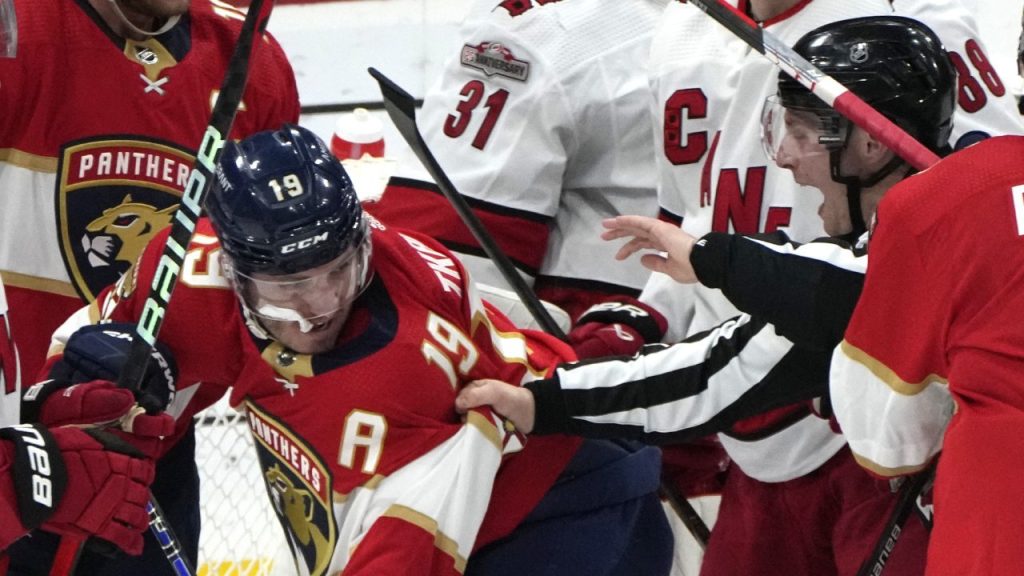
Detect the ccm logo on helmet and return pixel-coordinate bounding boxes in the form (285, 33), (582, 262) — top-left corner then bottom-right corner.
(280, 232), (329, 254)
(8, 425), (55, 508)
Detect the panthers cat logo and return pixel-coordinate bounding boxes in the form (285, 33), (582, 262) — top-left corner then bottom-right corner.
(57, 137), (192, 301)
(246, 401), (336, 574)
(85, 195), (176, 269)
(266, 465), (332, 568)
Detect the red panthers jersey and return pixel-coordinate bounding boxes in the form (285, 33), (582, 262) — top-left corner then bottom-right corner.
(0, 0), (300, 383)
(66, 215), (580, 575)
(832, 136), (1024, 575)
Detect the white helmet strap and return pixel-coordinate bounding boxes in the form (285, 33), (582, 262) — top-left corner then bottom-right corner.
(108, 0), (181, 37)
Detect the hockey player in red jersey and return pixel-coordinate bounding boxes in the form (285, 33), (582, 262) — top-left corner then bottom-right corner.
(368, 3), (726, 560)
(38, 125), (672, 575)
(830, 140), (1024, 575)
(458, 15), (961, 575)
(0, 0), (299, 571)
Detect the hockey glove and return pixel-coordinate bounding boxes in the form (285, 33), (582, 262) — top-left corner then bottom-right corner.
(568, 298), (667, 359)
(23, 323), (178, 423)
(0, 424), (155, 555)
(29, 379), (175, 458)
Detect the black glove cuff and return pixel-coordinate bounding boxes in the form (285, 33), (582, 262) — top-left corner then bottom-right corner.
(0, 424), (68, 529)
(19, 379), (66, 425)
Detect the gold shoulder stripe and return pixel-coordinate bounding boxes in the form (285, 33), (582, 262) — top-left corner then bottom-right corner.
(839, 340), (947, 396)
(332, 474), (387, 504)
(851, 451), (930, 478)
(380, 504), (468, 574)
(0, 270), (79, 298)
(0, 148), (58, 172)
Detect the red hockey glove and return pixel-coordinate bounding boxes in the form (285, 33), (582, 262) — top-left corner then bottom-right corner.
(0, 424), (155, 555)
(568, 298), (668, 359)
(31, 380), (175, 458)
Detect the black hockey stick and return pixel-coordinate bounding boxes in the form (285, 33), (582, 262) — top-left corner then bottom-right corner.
(369, 67), (713, 550)
(368, 67), (567, 341)
(855, 460), (937, 576)
(53, 1), (276, 575)
(679, 0), (940, 171)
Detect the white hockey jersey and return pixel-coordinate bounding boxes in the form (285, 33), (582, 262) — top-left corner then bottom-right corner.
(644, 0), (893, 482)
(375, 0), (670, 322)
(643, 0), (1023, 482)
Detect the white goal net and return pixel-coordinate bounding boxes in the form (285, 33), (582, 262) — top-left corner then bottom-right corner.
(195, 396), (293, 576)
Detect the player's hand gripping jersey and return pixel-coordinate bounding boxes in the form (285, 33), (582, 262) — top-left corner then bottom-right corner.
(62, 215), (579, 575)
(372, 0), (669, 321)
(0, 0), (299, 382)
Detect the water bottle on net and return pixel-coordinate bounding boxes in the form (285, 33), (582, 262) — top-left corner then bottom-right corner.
(331, 108), (392, 201)
(330, 108), (385, 161)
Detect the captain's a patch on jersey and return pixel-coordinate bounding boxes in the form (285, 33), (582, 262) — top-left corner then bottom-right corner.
(461, 42), (530, 81)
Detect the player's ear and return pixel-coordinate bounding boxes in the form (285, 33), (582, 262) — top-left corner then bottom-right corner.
(852, 127), (895, 175)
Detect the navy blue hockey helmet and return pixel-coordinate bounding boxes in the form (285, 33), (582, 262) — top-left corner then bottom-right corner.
(205, 124), (368, 276)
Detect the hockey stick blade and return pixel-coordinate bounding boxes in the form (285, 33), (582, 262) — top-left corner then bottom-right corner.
(369, 67), (712, 549)
(369, 67), (568, 340)
(680, 0), (939, 170)
(54, 2), (276, 575)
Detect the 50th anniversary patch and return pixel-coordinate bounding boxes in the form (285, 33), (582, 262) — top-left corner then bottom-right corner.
(460, 42), (530, 82)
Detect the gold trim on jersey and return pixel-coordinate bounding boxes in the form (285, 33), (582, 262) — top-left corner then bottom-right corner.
(262, 341), (314, 380)
(379, 504), (468, 573)
(331, 474), (387, 504)
(0, 270), (78, 298)
(851, 452), (930, 478)
(839, 340), (948, 396)
(471, 309), (548, 379)
(466, 409), (502, 452)
(0, 148), (58, 172)
(124, 38), (178, 81)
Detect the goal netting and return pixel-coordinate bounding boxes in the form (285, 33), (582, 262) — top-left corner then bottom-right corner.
(195, 396), (293, 576)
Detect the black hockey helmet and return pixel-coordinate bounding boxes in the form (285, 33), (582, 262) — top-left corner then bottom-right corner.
(777, 15), (956, 157)
(770, 16), (956, 236)
(205, 123), (369, 276)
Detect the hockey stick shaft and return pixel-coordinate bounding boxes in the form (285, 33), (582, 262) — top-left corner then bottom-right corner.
(855, 460), (936, 576)
(54, 2), (276, 575)
(680, 0), (940, 170)
(369, 68), (712, 549)
(368, 67), (568, 341)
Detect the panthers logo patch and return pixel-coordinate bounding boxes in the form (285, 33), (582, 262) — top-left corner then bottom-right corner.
(56, 137), (193, 301)
(246, 401), (336, 575)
